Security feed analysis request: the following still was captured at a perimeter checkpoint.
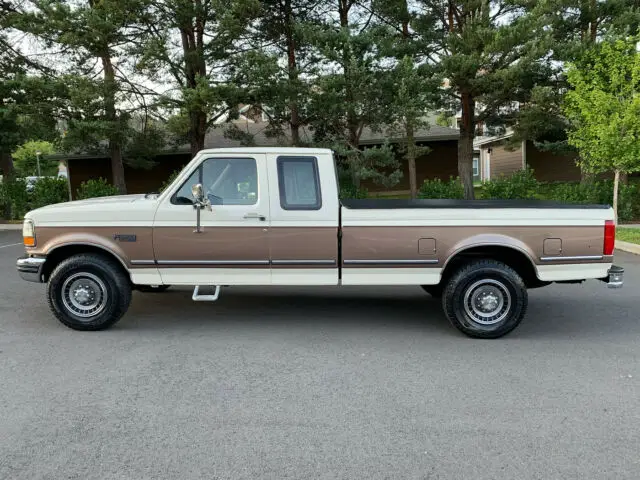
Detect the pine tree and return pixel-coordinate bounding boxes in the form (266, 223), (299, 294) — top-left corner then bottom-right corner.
(306, 0), (402, 190)
(230, 0), (322, 146)
(134, 0), (261, 157)
(373, 0), (440, 198)
(0, 2), (66, 185)
(16, 0), (162, 194)
(413, 1), (551, 199)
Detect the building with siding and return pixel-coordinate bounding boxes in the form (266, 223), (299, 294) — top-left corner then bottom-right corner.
(474, 132), (582, 182)
(49, 122), (461, 199)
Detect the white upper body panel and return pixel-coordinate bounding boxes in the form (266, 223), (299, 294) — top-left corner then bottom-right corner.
(340, 204), (615, 227)
(25, 194), (159, 227)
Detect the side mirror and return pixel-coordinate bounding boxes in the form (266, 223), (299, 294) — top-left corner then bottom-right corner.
(191, 183), (204, 203)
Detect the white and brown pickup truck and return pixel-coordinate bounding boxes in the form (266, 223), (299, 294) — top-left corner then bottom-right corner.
(16, 147), (624, 338)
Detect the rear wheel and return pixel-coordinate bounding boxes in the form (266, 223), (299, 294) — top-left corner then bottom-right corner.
(47, 254), (132, 331)
(442, 259), (527, 339)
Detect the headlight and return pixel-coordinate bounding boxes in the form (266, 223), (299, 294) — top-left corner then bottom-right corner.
(23, 219), (36, 247)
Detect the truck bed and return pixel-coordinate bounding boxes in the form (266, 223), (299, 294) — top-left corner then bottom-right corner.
(340, 199), (611, 210)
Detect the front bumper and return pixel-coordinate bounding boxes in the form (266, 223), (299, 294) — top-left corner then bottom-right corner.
(601, 265), (624, 289)
(16, 256), (46, 283)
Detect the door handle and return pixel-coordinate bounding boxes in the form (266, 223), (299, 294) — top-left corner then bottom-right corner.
(243, 213), (266, 221)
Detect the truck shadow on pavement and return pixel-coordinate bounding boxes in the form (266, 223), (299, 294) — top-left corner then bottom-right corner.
(114, 284), (640, 340)
(124, 286), (454, 335)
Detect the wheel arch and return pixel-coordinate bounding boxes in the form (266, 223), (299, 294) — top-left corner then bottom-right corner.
(42, 243), (131, 283)
(441, 242), (546, 289)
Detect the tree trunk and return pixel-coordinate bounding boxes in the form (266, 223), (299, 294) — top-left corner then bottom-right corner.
(190, 111), (206, 157)
(613, 169), (620, 224)
(101, 54), (126, 194)
(339, 0), (360, 188)
(0, 151), (15, 180)
(180, 6), (207, 159)
(589, 0), (598, 41)
(459, 91), (475, 199)
(406, 121), (418, 199)
(620, 172), (628, 185)
(339, 0), (357, 148)
(1, 152), (15, 220)
(284, 0), (301, 146)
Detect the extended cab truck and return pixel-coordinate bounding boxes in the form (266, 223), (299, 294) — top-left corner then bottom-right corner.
(16, 147), (624, 338)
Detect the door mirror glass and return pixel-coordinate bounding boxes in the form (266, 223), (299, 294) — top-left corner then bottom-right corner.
(191, 183), (204, 202)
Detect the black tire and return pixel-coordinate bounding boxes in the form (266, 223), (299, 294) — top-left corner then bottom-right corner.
(137, 284), (171, 293)
(442, 259), (528, 339)
(47, 253), (132, 331)
(421, 284), (443, 298)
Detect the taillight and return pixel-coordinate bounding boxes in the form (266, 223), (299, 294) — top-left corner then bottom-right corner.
(604, 220), (615, 256)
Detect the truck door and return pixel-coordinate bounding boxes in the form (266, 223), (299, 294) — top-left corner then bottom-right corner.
(266, 152), (339, 285)
(152, 153), (271, 285)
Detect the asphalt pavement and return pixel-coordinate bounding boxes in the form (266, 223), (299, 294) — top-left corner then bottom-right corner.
(1, 230), (639, 480)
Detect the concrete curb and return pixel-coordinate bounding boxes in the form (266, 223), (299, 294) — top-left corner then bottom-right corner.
(0, 224), (22, 231)
(616, 240), (640, 255)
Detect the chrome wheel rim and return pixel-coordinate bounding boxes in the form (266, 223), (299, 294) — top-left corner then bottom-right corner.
(463, 279), (511, 325)
(61, 272), (108, 319)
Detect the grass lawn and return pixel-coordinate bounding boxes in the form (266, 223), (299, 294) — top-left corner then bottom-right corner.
(617, 228), (640, 244)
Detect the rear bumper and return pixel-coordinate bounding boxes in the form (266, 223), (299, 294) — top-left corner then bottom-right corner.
(16, 256), (46, 283)
(600, 265), (624, 288)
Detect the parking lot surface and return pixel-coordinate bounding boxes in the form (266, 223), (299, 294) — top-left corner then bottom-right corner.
(1, 230), (639, 479)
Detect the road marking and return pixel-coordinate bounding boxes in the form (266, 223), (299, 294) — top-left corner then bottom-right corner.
(0, 243), (22, 249)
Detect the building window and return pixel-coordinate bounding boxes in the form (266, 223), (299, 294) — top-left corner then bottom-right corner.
(277, 156), (322, 210)
(473, 157), (479, 177)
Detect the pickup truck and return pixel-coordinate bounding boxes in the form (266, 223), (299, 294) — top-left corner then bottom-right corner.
(16, 147), (624, 338)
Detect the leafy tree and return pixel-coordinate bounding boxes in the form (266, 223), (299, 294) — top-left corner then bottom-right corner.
(563, 37), (640, 222)
(412, 1), (552, 199)
(511, 1), (640, 169)
(12, 140), (57, 177)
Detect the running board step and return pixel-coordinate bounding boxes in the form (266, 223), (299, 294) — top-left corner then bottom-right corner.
(192, 285), (221, 301)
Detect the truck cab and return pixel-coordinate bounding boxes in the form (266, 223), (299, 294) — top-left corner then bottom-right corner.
(150, 148), (341, 286)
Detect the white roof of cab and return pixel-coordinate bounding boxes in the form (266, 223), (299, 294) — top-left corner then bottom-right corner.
(196, 147), (334, 155)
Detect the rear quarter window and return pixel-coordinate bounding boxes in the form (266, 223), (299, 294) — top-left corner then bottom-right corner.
(276, 156), (322, 210)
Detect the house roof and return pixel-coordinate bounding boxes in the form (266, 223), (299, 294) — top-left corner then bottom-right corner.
(473, 130), (515, 147)
(49, 121), (460, 161)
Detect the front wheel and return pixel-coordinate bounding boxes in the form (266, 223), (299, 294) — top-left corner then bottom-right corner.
(47, 253), (132, 331)
(442, 259), (528, 339)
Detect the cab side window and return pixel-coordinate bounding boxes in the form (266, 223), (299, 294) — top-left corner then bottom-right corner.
(277, 156), (321, 210)
(172, 158), (258, 205)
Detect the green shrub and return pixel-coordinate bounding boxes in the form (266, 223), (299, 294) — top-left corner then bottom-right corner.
(543, 180), (640, 222)
(0, 179), (29, 220)
(418, 177), (464, 199)
(337, 168), (368, 199)
(160, 170), (181, 192)
(31, 177), (69, 210)
(76, 178), (120, 199)
(339, 183), (369, 199)
(480, 168), (539, 200)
